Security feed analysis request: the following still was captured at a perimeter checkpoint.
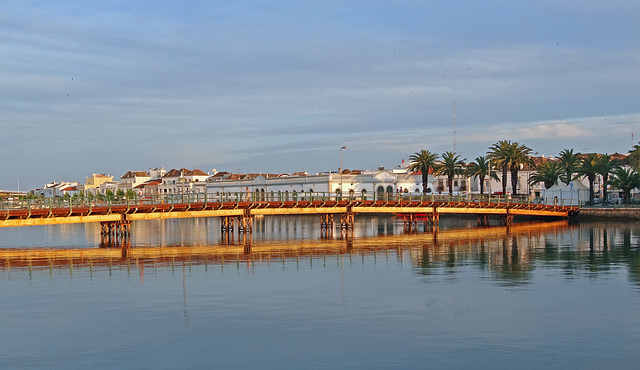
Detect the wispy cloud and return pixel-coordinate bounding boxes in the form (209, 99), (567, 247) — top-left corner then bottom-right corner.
(1, 1), (640, 189)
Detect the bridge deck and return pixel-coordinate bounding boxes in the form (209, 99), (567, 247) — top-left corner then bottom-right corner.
(0, 199), (578, 228)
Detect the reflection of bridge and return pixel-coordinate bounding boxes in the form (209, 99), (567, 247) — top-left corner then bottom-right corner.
(0, 221), (572, 272)
(0, 196), (578, 242)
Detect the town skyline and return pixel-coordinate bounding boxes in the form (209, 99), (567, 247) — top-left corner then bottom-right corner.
(10, 143), (634, 194)
(3, 1), (640, 191)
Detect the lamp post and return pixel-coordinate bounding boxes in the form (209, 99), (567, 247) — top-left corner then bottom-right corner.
(488, 158), (492, 202)
(340, 146), (347, 197)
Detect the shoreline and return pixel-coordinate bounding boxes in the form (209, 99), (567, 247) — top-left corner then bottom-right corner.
(578, 208), (640, 220)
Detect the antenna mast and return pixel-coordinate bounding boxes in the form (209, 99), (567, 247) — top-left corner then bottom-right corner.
(452, 100), (457, 152)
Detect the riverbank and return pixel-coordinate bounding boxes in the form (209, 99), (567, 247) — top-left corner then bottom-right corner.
(579, 207), (640, 219)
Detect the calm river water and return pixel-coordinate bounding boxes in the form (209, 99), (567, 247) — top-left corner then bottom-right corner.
(1, 215), (640, 369)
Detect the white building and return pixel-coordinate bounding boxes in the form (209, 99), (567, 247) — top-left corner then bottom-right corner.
(204, 169), (427, 199)
(38, 182), (80, 198)
(158, 168), (210, 195)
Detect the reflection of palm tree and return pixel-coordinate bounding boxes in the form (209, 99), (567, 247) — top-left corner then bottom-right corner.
(465, 156), (498, 195)
(434, 151), (465, 195)
(408, 149), (438, 193)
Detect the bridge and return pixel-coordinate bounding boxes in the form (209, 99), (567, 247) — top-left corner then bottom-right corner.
(0, 193), (579, 243)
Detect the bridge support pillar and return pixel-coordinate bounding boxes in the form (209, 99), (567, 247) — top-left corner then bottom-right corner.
(403, 214), (418, 233)
(100, 220), (131, 247)
(321, 214), (334, 238)
(340, 213), (354, 230)
(501, 214), (514, 226)
(237, 213), (253, 233)
(425, 213), (439, 227)
(477, 215), (490, 227)
(221, 216), (235, 233)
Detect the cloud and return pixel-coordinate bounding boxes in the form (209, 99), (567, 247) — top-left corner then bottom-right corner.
(2, 1), (640, 190)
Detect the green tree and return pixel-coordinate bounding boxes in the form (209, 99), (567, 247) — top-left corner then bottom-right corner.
(627, 142), (640, 170)
(434, 151), (466, 195)
(507, 142), (533, 195)
(528, 160), (562, 189)
(575, 153), (600, 204)
(488, 140), (533, 195)
(465, 156), (498, 195)
(408, 149), (439, 193)
(610, 167), (640, 203)
(558, 148), (580, 185)
(126, 189), (137, 200)
(116, 189), (125, 200)
(487, 140), (511, 195)
(105, 190), (114, 200)
(597, 154), (619, 202)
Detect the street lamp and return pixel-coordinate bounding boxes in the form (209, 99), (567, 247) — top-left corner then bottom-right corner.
(340, 146), (347, 197)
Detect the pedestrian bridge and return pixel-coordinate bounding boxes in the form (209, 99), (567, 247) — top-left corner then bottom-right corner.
(0, 193), (579, 233)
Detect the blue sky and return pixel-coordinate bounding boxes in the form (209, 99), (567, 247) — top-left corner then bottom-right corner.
(2, 1), (640, 190)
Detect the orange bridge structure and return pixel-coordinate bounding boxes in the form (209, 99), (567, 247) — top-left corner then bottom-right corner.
(0, 195), (579, 242)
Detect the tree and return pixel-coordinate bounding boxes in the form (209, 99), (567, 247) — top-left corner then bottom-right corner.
(596, 154), (619, 203)
(507, 142), (533, 196)
(126, 189), (137, 200)
(408, 149), (439, 193)
(465, 156), (498, 195)
(105, 190), (114, 200)
(610, 167), (640, 203)
(575, 153), (600, 204)
(116, 189), (125, 200)
(487, 140), (511, 195)
(434, 151), (466, 195)
(628, 142), (640, 170)
(488, 140), (533, 195)
(558, 148), (580, 185)
(528, 160), (562, 189)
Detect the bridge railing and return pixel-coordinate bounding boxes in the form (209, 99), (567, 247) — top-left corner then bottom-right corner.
(0, 191), (578, 212)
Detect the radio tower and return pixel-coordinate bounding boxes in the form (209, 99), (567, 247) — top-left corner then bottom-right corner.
(452, 100), (457, 153)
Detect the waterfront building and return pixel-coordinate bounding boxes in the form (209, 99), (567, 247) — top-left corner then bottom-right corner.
(119, 171), (151, 192)
(157, 168), (210, 195)
(36, 182), (80, 198)
(78, 173), (114, 195)
(204, 168), (427, 199)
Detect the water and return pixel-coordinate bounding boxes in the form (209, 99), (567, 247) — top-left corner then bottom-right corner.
(1, 216), (640, 369)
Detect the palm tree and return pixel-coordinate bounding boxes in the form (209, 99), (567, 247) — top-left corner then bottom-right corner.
(610, 167), (640, 203)
(408, 149), (439, 193)
(597, 154), (619, 203)
(487, 140), (511, 195)
(558, 148), (580, 185)
(489, 140), (533, 195)
(506, 142), (533, 195)
(434, 151), (466, 195)
(575, 153), (600, 204)
(627, 142), (640, 170)
(465, 156), (498, 195)
(528, 160), (562, 189)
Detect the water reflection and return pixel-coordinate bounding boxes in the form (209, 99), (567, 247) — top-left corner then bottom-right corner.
(3, 220), (640, 289)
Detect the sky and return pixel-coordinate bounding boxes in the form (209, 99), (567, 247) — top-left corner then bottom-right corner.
(2, 0), (640, 190)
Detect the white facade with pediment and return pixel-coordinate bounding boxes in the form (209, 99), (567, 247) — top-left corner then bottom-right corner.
(204, 170), (433, 197)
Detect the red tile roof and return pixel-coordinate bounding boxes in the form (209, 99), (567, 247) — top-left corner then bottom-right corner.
(122, 171), (149, 178)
